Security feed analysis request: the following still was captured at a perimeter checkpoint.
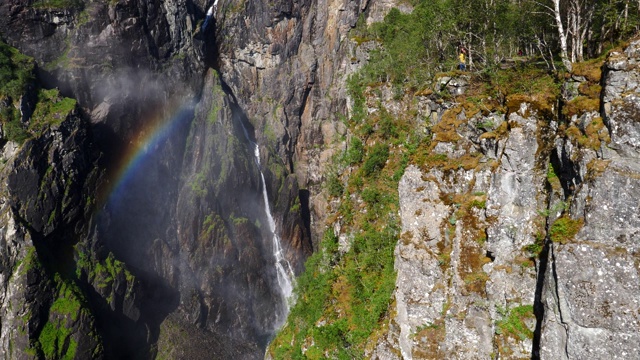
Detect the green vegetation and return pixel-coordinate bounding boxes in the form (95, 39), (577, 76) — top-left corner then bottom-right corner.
(229, 213), (249, 226)
(37, 275), (88, 360)
(207, 103), (222, 124)
(495, 305), (535, 341)
(0, 40), (35, 143)
(32, 0), (83, 9)
(345, 136), (364, 165)
(269, 46), (427, 355)
(549, 215), (584, 244)
(190, 171), (209, 198)
(524, 231), (546, 258)
(75, 244), (136, 292)
(267, 0), (631, 357)
(208, 80), (225, 124)
(91, 252), (135, 287)
(31, 88), (76, 132)
(326, 171), (343, 197)
(270, 226), (397, 358)
(362, 143), (389, 176)
(0, 41), (34, 100)
(0, 41), (78, 144)
(39, 321), (77, 360)
(18, 246), (40, 276)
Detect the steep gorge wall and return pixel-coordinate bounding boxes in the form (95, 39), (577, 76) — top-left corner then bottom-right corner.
(0, 0), (329, 358)
(0, 0), (389, 357)
(212, 0), (402, 246)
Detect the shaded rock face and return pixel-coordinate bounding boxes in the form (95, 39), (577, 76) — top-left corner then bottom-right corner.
(0, 0), (313, 358)
(0, 109), (103, 358)
(0, 0), (209, 150)
(214, 0), (374, 247)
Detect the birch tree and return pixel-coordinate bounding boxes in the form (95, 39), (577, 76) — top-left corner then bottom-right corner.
(552, 0), (572, 70)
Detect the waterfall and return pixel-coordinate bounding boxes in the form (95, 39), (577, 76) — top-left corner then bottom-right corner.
(202, 0), (219, 32)
(240, 123), (296, 326)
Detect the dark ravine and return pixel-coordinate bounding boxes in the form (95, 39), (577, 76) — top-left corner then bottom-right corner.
(0, 0), (316, 358)
(1, 0), (640, 359)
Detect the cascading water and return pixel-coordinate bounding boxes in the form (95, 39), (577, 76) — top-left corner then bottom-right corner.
(202, 0), (219, 32)
(240, 123), (296, 327)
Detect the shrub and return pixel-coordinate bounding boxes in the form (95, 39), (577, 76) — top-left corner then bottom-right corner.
(362, 143), (389, 176)
(0, 40), (34, 100)
(345, 136), (364, 165)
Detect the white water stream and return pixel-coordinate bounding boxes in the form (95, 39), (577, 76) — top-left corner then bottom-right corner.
(241, 124), (296, 325)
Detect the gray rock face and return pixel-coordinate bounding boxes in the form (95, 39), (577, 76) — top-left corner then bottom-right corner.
(215, 0), (370, 246)
(538, 41), (640, 358)
(380, 40), (640, 359)
(377, 102), (545, 359)
(603, 40), (640, 158)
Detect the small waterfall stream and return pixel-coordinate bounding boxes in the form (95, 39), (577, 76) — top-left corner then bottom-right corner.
(240, 123), (296, 327)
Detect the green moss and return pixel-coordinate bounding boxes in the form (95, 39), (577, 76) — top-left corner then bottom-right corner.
(547, 164), (558, 180)
(549, 216), (584, 244)
(38, 276), (87, 360)
(18, 246), (40, 276)
(43, 39), (72, 71)
(229, 213), (249, 226)
(76, 9), (90, 27)
(79, 248), (135, 290)
(51, 288), (82, 321)
(207, 82), (224, 123)
(190, 171), (208, 198)
(48, 208), (57, 226)
(495, 305), (535, 340)
(201, 214), (219, 238)
(30, 88), (76, 132)
(32, 0), (83, 9)
(207, 103), (221, 123)
(38, 319), (78, 360)
(263, 121), (277, 145)
(564, 117), (610, 150)
(290, 197), (301, 213)
(563, 96), (600, 117)
(523, 239), (543, 257)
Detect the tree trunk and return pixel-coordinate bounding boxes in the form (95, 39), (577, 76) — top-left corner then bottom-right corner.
(553, 0), (572, 71)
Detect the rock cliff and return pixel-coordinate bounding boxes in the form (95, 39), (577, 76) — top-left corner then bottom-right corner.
(0, 0), (314, 358)
(1, 0), (640, 359)
(366, 39), (640, 360)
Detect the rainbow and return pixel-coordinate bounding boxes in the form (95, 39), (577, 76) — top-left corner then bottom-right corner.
(98, 99), (195, 209)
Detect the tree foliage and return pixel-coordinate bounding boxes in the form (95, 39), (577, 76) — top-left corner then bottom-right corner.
(355, 0), (640, 82)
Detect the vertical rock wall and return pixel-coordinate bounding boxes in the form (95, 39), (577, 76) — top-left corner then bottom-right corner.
(372, 39), (640, 360)
(539, 40), (640, 360)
